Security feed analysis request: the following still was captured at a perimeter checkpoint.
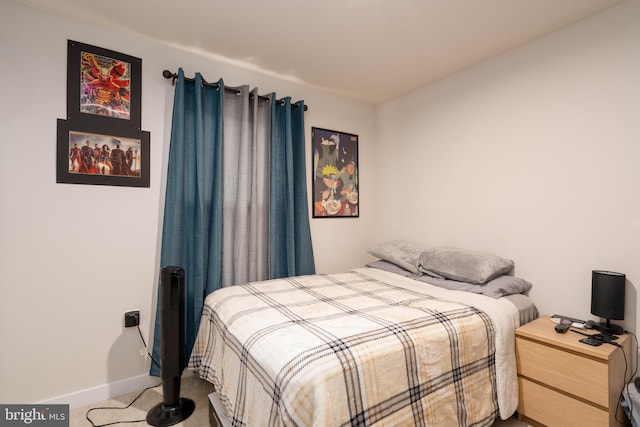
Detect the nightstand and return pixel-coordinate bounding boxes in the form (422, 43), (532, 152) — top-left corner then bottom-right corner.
(515, 315), (631, 427)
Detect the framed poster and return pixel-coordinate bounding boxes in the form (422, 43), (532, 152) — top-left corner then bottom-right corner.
(66, 40), (142, 129)
(311, 127), (359, 218)
(56, 119), (150, 187)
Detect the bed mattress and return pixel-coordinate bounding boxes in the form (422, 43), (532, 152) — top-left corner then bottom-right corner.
(190, 267), (536, 426)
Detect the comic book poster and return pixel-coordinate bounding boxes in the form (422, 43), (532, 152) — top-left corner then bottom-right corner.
(79, 51), (131, 119)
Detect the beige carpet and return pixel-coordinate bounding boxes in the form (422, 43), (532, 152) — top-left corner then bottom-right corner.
(70, 375), (529, 426)
(70, 375), (213, 427)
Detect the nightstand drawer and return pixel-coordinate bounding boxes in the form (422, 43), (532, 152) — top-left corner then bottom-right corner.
(518, 378), (608, 427)
(516, 336), (609, 408)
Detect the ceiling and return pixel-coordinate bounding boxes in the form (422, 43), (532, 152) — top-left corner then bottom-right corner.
(10, 0), (624, 105)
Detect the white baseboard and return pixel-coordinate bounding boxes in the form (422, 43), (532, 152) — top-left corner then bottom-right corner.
(35, 374), (162, 409)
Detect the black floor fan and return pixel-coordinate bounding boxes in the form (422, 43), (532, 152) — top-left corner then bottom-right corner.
(147, 266), (195, 426)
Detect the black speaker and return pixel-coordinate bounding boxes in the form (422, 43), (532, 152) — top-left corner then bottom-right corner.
(591, 270), (625, 335)
(147, 266), (195, 426)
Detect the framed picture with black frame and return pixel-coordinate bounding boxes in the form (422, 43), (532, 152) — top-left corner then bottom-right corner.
(311, 127), (359, 218)
(66, 40), (142, 129)
(56, 119), (150, 187)
(58, 40), (149, 187)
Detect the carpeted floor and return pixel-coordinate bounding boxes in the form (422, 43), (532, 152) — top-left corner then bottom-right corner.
(70, 375), (214, 427)
(70, 374), (529, 426)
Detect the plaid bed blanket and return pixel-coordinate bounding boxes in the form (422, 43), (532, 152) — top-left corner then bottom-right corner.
(190, 267), (520, 426)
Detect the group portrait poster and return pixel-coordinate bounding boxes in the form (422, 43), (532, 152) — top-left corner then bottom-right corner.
(56, 120), (150, 188)
(312, 127), (359, 218)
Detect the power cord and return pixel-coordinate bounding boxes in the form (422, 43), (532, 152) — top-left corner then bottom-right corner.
(85, 383), (161, 427)
(85, 324), (162, 426)
(137, 324), (161, 370)
(614, 339), (628, 424)
(618, 331), (639, 425)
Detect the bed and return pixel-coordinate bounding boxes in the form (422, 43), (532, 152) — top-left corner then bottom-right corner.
(189, 244), (538, 426)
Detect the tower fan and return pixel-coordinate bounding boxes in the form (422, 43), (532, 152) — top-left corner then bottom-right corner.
(147, 266), (195, 426)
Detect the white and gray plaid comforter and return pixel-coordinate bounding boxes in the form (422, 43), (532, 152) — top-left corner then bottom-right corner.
(189, 267), (520, 426)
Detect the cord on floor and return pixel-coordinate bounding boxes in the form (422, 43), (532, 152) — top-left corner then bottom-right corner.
(85, 382), (162, 427)
(85, 324), (162, 426)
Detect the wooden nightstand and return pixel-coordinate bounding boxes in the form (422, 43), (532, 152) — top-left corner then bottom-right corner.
(515, 315), (631, 427)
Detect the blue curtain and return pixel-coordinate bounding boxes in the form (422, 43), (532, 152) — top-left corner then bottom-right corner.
(269, 97), (315, 277)
(151, 70), (315, 376)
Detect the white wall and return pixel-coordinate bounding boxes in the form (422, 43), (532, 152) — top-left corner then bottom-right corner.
(3, 0), (638, 408)
(0, 0), (377, 405)
(376, 0), (640, 332)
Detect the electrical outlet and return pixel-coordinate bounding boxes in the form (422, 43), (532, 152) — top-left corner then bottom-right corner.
(124, 310), (140, 328)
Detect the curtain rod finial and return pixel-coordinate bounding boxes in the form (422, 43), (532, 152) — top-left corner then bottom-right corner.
(162, 69), (178, 86)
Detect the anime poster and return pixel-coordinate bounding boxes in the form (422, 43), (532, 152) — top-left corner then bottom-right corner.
(79, 51), (131, 119)
(312, 127), (359, 218)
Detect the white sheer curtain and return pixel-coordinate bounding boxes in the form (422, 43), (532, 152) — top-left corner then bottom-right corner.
(221, 87), (271, 286)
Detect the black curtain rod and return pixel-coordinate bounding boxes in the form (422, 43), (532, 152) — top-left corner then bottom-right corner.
(162, 70), (308, 111)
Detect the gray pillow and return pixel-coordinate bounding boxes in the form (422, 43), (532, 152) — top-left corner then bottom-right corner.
(417, 247), (514, 284)
(367, 260), (532, 298)
(367, 240), (427, 275)
(420, 273), (533, 299)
